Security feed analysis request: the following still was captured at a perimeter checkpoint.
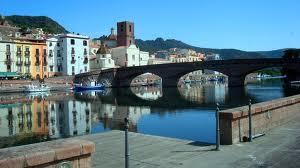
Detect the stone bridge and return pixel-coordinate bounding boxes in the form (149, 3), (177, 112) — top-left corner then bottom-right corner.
(74, 58), (300, 87)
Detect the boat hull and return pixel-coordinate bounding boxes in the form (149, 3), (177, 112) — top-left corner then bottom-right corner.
(74, 85), (105, 92)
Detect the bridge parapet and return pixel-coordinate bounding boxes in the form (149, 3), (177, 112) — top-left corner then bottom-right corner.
(74, 58), (300, 87)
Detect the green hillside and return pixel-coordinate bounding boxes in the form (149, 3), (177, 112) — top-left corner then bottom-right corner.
(136, 38), (264, 60)
(5, 15), (68, 34)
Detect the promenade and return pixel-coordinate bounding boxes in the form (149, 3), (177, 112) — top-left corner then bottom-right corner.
(78, 113), (300, 168)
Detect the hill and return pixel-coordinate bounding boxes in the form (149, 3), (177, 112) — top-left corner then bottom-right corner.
(136, 38), (265, 59)
(4, 15), (68, 34)
(257, 49), (287, 58)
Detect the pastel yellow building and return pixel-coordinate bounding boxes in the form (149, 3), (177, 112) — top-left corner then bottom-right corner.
(13, 38), (48, 79)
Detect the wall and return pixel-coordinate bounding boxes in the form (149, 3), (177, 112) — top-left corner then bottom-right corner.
(220, 94), (300, 144)
(0, 139), (95, 168)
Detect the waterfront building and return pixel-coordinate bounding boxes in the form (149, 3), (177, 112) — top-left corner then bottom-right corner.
(0, 35), (17, 74)
(111, 44), (149, 67)
(90, 43), (115, 71)
(12, 37), (48, 79)
(57, 33), (90, 75)
(30, 39), (48, 79)
(46, 37), (62, 77)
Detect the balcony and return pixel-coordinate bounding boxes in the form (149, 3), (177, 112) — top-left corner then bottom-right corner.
(5, 58), (12, 65)
(83, 57), (88, 64)
(25, 51), (30, 56)
(16, 60), (23, 66)
(35, 60), (40, 66)
(71, 59), (76, 64)
(16, 51), (22, 56)
(24, 60), (31, 66)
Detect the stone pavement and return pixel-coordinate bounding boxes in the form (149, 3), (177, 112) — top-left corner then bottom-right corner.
(79, 115), (300, 168)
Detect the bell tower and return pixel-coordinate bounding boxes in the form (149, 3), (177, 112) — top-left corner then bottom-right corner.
(117, 21), (135, 47)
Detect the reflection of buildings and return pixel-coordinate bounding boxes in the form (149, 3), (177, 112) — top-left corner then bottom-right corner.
(0, 94), (91, 140)
(94, 103), (150, 132)
(178, 83), (227, 104)
(131, 86), (163, 100)
(48, 100), (91, 138)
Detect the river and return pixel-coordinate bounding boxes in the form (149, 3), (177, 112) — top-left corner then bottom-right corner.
(0, 79), (299, 148)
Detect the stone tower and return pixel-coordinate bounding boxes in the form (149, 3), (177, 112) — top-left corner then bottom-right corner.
(117, 21), (135, 47)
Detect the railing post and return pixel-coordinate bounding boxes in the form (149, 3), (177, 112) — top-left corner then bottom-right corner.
(124, 117), (129, 168)
(216, 103), (220, 151)
(248, 99), (252, 142)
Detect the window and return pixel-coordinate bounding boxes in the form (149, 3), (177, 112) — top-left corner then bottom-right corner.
(108, 59), (111, 64)
(71, 39), (75, 45)
(6, 44), (10, 51)
(84, 66), (87, 72)
(84, 48), (87, 55)
(43, 49), (47, 56)
(57, 43), (60, 47)
(132, 55), (135, 61)
(72, 66), (75, 75)
(121, 25), (124, 32)
(57, 50), (61, 57)
(129, 40), (132, 44)
(49, 42), (52, 46)
(50, 66), (53, 72)
(36, 49), (39, 55)
(36, 66), (40, 72)
(83, 40), (87, 46)
(129, 25), (132, 32)
(71, 47), (75, 54)
(17, 46), (21, 52)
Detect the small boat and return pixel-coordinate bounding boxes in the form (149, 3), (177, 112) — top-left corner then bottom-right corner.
(74, 81), (105, 92)
(24, 84), (50, 92)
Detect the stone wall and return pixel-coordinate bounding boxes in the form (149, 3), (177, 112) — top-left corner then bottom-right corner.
(0, 139), (95, 168)
(220, 94), (300, 144)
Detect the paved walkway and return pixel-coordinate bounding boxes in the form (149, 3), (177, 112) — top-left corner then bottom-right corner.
(80, 115), (300, 168)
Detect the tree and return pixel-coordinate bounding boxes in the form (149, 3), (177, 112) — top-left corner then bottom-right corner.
(283, 49), (300, 59)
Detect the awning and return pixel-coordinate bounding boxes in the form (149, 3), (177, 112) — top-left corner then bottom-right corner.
(0, 72), (21, 78)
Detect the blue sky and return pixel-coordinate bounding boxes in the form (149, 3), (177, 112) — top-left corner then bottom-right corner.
(1, 0), (299, 51)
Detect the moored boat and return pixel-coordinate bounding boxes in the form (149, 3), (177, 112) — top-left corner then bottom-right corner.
(74, 81), (105, 92)
(24, 84), (51, 92)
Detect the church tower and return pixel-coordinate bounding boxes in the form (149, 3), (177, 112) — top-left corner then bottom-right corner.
(117, 21), (135, 47)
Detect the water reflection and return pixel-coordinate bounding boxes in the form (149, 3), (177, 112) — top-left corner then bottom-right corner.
(0, 79), (299, 147)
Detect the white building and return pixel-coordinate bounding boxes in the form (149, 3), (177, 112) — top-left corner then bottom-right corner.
(46, 37), (61, 76)
(0, 36), (17, 74)
(90, 44), (115, 71)
(111, 44), (149, 67)
(204, 53), (222, 75)
(49, 34), (90, 76)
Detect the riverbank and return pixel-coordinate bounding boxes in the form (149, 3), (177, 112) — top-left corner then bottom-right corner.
(79, 113), (300, 168)
(0, 76), (73, 93)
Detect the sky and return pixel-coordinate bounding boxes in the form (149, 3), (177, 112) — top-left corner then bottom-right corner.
(1, 0), (299, 51)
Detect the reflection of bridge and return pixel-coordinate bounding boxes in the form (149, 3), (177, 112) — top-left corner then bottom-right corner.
(74, 86), (264, 109)
(74, 58), (300, 87)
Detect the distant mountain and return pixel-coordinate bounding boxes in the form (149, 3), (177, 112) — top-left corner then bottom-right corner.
(4, 15), (68, 34)
(257, 49), (287, 58)
(136, 38), (265, 59)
